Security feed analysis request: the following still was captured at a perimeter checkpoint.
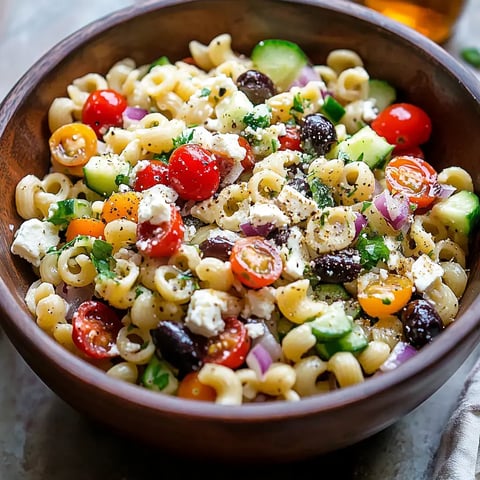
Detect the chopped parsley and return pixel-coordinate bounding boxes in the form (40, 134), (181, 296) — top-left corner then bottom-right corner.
(308, 177), (335, 208)
(355, 233), (390, 270)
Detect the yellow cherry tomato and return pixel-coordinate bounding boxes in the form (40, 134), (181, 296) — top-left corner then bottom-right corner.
(49, 123), (98, 176)
(101, 191), (140, 223)
(357, 273), (413, 318)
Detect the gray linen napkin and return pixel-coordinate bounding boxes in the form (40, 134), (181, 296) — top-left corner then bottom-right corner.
(432, 357), (480, 479)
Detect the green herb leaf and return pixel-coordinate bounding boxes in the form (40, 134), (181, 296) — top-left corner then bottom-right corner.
(148, 55), (171, 72)
(172, 129), (194, 149)
(355, 233), (390, 270)
(309, 177), (335, 208)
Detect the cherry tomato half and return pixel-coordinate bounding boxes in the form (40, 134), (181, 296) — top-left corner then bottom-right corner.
(204, 317), (251, 369)
(385, 155), (438, 209)
(230, 236), (283, 289)
(82, 89), (127, 139)
(371, 102), (432, 148)
(278, 125), (302, 151)
(177, 371), (216, 401)
(133, 160), (170, 192)
(72, 300), (122, 359)
(357, 274), (413, 318)
(214, 137), (256, 183)
(49, 123), (98, 176)
(168, 144), (220, 201)
(136, 204), (184, 257)
(392, 145), (425, 159)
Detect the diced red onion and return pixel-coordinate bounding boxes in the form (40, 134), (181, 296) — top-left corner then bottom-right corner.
(55, 282), (95, 320)
(374, 190), (411, 231)
(380, 341), (417, 372)
(253, 327), (282, 361)
(123, 106), (148, 121)
(240, 221), (275, 237)
(289, 65), (321, 88)
(354, 212), (367, 239)
(432, 182), (456, 199)
(246, 343), (274, 378)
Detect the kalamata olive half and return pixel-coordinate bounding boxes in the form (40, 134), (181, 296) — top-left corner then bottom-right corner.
(199, 236), (235, 262)
(151, 321), (206, 376)
(301, 113), (337, 155)
(310, 248), (362, 283)
(236, 69), (276, 105)
(401, 299), (444, 349)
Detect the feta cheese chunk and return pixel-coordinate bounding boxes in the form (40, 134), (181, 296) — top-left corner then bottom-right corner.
(280, 226), (310, 280)
(241, 287), (276, 321)
(184, 289), (227, 337)
(249, 202), (290, 228)
(138, 184), (178, 224)
(411, 254), (444, 293)
(11, 219), (60, 267)
(276, 184), (318, 224)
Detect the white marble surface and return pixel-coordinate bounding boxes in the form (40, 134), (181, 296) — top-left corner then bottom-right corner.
(1, 0), (480, 478)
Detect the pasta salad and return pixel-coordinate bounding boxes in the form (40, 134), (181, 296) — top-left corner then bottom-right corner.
(11, 33), (479, 405)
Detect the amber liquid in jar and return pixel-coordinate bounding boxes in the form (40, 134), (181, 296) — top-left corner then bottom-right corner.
(359, 0), (465, 43)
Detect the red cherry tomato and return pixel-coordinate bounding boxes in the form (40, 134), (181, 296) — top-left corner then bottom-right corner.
(204, 317), (251, 369)
(133, 160), (170, 192)
(82, 89), (127, 139)
(72, 300), (122, 359)
(385, 155), (438, 209)
(392, 145), (425, 159)
(168, 144), (220, 201)
(278, 125), (302, 151)
(177, 372), (216, 401)
(136, 204), (184, 257)
(238, 136), (256, 170)
(371, 102), (432, 148)
(230, 236), (283, 289)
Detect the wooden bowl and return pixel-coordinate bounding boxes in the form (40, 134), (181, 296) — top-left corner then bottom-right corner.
(1, 0), (480, 463)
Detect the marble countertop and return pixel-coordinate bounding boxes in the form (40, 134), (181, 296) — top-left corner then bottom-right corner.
(1, 1), (480, 478)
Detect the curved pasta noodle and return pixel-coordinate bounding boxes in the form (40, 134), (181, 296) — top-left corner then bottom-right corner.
(334, 67), (369, 103)
(195, 257), (234, 291)
(327, 351), (364, 387)
(106, 361), (139, 383)
(440, 261), (468, 298)
(281, 324), (317, 362)
(198, 363), (243, 405)
(116, 323), (156, 364)
(154, 265), (197, 304)
(15, 174), (44, 219)
(357, 341), (391, 375)
(293, 355), (329, 396)
(437, 166), (474, 192)
(58, 238), (97, 287)
(326, 49), (364, 74)
(424, 281), (459, 326)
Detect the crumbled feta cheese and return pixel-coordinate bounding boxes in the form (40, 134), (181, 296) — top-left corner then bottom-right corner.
(245, 322), (265, 339)
(276, 185), (318, 223)
(207, 228), (240, 243)
(280, 226), (310, 280)
(11, 219), (60, 267)
(241, 287), (276, 321)
(411, 254), (444, 292)
(184, 289), (227, 337)
(211, 133), (246, 162)
(138, 184), (178, 224)
(362, 99), (378, 122)
(249, 202), (290, 228)
(190, 126), (214, 149)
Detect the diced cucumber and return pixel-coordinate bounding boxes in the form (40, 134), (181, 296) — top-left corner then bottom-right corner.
(141, 355), (178, 394)
(327, 125), (394, 169)
(277, 316), (296, 341)
(431, 189), (480, 235)
(251, 39), (308, 91)
(321, 95), (346, 123)
(315, 323), (369, 360)
(83, 154), (130, 197)
(368, 79), (396, 112)
(47, 198), (92, 226)
(309, 302), (353, 341)
(313, 283), (351, 303)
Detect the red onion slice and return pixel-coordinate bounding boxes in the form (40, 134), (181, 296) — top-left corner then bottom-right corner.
(55, 282), (95, 320)
(354, 212), (367, 239)
(240, 221), (275, 237)
(253, 327), (282, 361)
(123, 106), (148, 121)
(432, 182), (456, 199)
(289, 65), (321, 88)
(380, 341), (417, 372)
(246, 343), (274, 378)
(374, 190), (411, 231)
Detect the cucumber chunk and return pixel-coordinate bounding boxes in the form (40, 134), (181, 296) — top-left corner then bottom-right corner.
(47, 198), (92, 226)
(315, 323), (369, 360)
(251, 39), (308, 91)
(313, 283), (351, 303)
(83, 154), (130, 197)
(431, 189), (480, 235)
(327, 125), (394, 169)
(309, 302), (353, 341)
(368, 79), (396, 112)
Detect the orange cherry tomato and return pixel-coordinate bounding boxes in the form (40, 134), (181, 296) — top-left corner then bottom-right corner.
(204, 317), (251, 369)
(358, 274), (413, 318)
(136, 204), (185, 258)
(65, 218), (105, 242)
(49, 123), (97, 176)
(385, 155), (438, 209)
(72, 300), (122, 359)
(101, 191), (140, 223)
(177, 372), (216, 401)
(230, 236), (283, 289)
